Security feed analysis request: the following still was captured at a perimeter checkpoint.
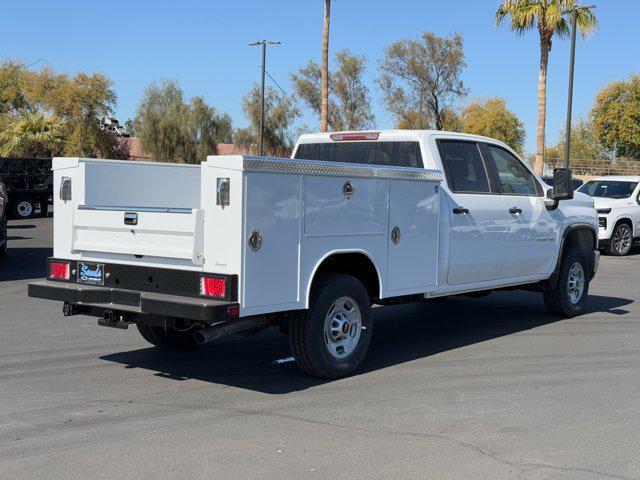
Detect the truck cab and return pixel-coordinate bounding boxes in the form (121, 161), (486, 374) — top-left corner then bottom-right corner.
(28, 130), (599, 379)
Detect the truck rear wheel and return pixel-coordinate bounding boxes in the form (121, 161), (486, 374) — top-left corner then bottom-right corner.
(543, 248), (590, 317)
(13, 197), (36, 219)
(136, 323), (199, 349)
(0, 216), (6, 257)
(289, 274), (373, 379)
(39, 199), (49, 218)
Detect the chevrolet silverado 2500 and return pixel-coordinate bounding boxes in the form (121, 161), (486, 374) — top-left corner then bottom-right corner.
(28, 130), (599, 378)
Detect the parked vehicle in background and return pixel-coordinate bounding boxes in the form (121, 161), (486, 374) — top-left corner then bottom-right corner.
(577, 176), (640, 256)
(28, 131), (599, 378)
(541, 175), (583, 190)
(0, 158), (53, 219)
(0, 181), (7, 257)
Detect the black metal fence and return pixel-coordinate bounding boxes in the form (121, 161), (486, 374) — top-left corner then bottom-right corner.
(0, 158), (53, 193)
(544, 157), (640, 177)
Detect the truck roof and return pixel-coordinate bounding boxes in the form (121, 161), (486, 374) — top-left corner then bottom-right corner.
(295, 129), (511, 147)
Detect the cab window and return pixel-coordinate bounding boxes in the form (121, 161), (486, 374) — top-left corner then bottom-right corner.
(436, 140), (491, 194)
(294, 141), (423, 168)
(485, 145), (540, 196)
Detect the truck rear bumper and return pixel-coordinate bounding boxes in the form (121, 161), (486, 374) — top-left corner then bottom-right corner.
(28, 279), (237, 323)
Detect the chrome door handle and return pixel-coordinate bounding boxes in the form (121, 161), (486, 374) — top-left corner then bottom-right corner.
(509, 207), (523, 214)
(452, 207), (469, 214)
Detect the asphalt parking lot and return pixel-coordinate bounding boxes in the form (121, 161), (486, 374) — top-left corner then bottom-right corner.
(1, 216), (640, 480)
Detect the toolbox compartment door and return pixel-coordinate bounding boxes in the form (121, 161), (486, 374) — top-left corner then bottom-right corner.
(72, 206), (205, 265)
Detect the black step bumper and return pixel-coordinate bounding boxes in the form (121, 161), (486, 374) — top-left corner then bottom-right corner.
(28, 280), (237, 323)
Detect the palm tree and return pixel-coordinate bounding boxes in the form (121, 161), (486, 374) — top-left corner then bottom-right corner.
(321, 0), (331, 132)
(0, 112), (64, 157)
(496, 0), (597, 174)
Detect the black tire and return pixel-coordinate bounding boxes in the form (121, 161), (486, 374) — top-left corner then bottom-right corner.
(607, 222), (633, 256)
(136, 323), (199, 349)
(0, 216), (6, 257)
(13, 197), (36, 219)
(289, 273), (373, 379)
(543, 248), (590, 317)
(39, 200), (49, 218)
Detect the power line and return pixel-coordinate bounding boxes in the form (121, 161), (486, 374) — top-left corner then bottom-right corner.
(264, 69), (286, 96)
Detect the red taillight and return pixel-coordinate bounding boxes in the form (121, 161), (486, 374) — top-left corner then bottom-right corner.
(49, 262), (70, 280)
(330, 132), (379, 141)
(200, 276), (226, 298)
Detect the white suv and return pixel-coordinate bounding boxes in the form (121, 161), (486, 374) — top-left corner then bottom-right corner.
(577, 176), (640, 256)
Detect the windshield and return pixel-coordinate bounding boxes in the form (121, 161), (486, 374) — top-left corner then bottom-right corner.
(577, 180), (638, 199)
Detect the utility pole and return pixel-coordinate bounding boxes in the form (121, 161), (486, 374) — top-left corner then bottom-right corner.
(249, 40), (281, 156)
(562, 3), (596, 168)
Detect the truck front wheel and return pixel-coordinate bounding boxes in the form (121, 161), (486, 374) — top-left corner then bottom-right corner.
(289, 274), (373, 379)
(136, 323), (199, 349)
(543, 248), (590, 317)
(608, 223), (633, 256)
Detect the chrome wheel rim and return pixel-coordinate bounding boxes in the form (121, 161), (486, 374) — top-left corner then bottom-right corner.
(613, 226), (631, 254)
(17, 200), (33, 217)
(324, 296), (362, 359)
(567, 262), (585, 305)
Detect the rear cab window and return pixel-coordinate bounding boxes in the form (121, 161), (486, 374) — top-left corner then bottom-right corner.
(294, 141), (423, 168)
(435, 140), (492, 194)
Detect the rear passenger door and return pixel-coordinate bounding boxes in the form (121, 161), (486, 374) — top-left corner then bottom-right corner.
(482, 143), (558, 277)
(436, 140), (509, 285)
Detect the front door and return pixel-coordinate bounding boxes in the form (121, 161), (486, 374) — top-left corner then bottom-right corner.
(482, 143), (558, 277)
(436, 140), (509, 285)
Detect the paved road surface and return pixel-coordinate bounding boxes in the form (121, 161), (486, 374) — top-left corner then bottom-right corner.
(1, 216), (640, 479)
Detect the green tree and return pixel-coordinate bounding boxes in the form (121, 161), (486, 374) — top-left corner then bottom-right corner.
(0, 112), (64, 156)
(591, 75), (640, 160)
(496, 0), (597, 174)
(52, 72), (120, 157)
(134, 80), (232, 163)
(124, 119), (135, 136)
(377, 31), (467, 130)
(440, 107), (462, 132)
(0, 61), (31, 114)
(547, 118), (609, 161)
(291, 49), (374, 131)
(0, 61), (125, 158)
(187, 96), (233, 161)
(237, 84), (299, 156)
(460, 97), (526, 153)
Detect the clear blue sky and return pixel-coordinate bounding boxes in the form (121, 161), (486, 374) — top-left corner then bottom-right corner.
(2, 0), (638, 153)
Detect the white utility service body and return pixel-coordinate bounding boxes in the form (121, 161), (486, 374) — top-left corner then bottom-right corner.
(30, 130), (600, 378)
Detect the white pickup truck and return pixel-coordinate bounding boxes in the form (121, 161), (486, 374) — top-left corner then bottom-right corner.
(577, 176), (640, 256)
(29, 130), (599, 378)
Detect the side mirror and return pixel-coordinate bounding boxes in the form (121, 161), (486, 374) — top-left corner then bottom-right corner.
(544, 189), (558, 210)
(550, 167), (574, 201)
